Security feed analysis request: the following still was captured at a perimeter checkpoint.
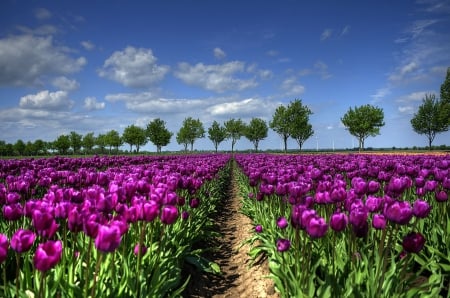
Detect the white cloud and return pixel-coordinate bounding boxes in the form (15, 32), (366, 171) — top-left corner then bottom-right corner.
(174, 61), (258, 93)
(52, 76), (79, 91)
(396, 91), (435, 103)
(19, 90), (74, 110)
(281, 76), (305, 96)
(340, 25), (351, 36)
(35, 8), (52, 20)
(299, 61), (332, 80)
(84, 97), (105, 110)
(398, 106), (415, 114)
(213, 47), (226, 59)
(371, 87), (391, 102)
(0, 35), (86, 86)
(98, 46), (170, 88)
(81, 41), (95, 51)
(16, 25), (58, 35)
(320, 29), (333, 41)
(206, 98), (277, 118)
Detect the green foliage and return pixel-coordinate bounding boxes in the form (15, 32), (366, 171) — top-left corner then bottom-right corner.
(176, 117), (205, 151)
(69, 131), (83, 154)
(244, 117), (268, 152)
(122, 125), (147, 153)
(287, 99), (314, 150)
(410, 94), (449, 150)
(439, 67), (450, 126)
(146, 118), (173, 153)
(54, 134), (71, 154)
(208, 121), (227, 153)
(82, 132), (96, 154)
(224, 118), (245, 152)
(270, 105), (290, 152)
(105, 130), (122, 154)
(341, 104), (385, 151)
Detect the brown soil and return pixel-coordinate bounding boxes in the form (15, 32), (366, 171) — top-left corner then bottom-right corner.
(183, 165), (279, 298)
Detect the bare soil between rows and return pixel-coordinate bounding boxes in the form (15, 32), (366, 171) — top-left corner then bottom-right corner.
(183, 165), (279, 298)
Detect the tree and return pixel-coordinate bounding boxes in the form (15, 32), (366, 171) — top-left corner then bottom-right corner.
(411, 94), (449, 150)
(177, 117), (205, 151)
(34, 139), (47, 155)
(82, 132), (96, 154)
(146, 118), (172, 153)
(208, 121), (227, 153)
(69, 131), (83, 154)
(13, 139), (26, 156)
(106, 130), (122, 154)
(270, 105), (291, 152)
(176, 126), (190, 151)
(288, 99), (314, 150)
(439, 67), (450, 126)
(54, 135), (71, 155)
(341, 104), (385, 151)
(96, 134), (107, 154)
(122, 125), (147, 153)
(224, 118), (245, 152)
(244, 118), (268, 152)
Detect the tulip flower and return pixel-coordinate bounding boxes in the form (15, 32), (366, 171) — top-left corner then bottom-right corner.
(11, 229), (36, 253)
(276, 216), (288, 229)
(276, 238), (291, 252)
(402, 232), (425, 254)
(306, 217), (328, 238)
(94, 224), (122, 253)
(412, 199), (431, 218)
(0, 234), (9, 264)
(160, 205), (179, 225)
(255, 224), (263, 233)
(33, 240), (63, 272)
(372, 214), (386, 230)
(384, 200), (413, 225)
(330, 212), (348, 232)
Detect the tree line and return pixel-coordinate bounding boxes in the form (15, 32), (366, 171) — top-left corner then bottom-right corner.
(1, 68), (449, 156)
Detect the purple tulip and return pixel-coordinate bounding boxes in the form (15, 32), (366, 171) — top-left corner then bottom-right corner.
(365, 195), (383, 213)
(330, 187), (347, 202)
(160, 205), (179, 225)
(0, 234), (9, 263)
(384, 200), (413, 225)
(412, 199), (431, 218)
(11, 229), (36, 253)
(181, 211), (190, 220)
(276, 216), (288, 229)
(402, 232), (425, 254)
(367, 180), (380, 194)
(134, 244), (147, 256)
(255, 224), (263, 233)
(330, 212), (348, 232)
(306, 217), (328, 238)
(3, 203), (23, 221)
(372, 214), (386, 230)
(142, 201), (160, 222)
(276, 238), (291, 252)
(435, 190), (448, 202)
(189, 198), (200, 208)
(94, 224), (122, 253)
(33, 240), (63, 272)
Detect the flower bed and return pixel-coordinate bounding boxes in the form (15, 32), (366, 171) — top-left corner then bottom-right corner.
(235, 153), (450, 297)
(0, 154), (231, 297)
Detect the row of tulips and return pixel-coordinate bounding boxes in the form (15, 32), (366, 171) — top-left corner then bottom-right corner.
(0, 154), (232, 297)
(235, 153), (450, 297)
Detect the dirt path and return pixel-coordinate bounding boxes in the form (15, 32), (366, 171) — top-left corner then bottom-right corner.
(184, 164), (278, 298)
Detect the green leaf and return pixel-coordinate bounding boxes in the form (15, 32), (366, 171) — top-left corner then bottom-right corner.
(184, 255), (221, 274)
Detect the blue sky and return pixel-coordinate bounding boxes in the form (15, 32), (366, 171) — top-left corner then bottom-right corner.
(1, 0), (449, 152)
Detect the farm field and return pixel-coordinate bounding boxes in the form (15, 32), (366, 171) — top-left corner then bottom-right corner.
(0, 152), (449, 297)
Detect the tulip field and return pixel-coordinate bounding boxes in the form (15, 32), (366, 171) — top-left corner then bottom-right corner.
(0, 153), (449, 297)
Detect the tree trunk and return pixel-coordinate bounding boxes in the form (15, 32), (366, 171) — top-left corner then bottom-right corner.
(283, 135), (288, 152)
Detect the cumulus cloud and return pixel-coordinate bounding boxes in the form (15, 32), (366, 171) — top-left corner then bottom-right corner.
(52, 76), (79, 91)
(207, 98), (270, 116)
(174, 61), (258, 93)
(213, 47), (226, 59)
(281, 76), (305, 96)
(371, 87), (391, 102)
(35, 8), (52, 20)
(0, 35), (86, 86)
(320, 29), (333, 41)
(19, 90), (74, 110)
(98, 46), (170, 88)
(81, 40), (95, 51)
(84, 97), (105, 110)
(299, 60), (332, 79)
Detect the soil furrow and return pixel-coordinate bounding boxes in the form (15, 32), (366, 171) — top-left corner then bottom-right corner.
(184, 164), (278, 298)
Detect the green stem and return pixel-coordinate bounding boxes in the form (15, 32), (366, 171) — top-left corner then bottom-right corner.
(84, 237), (93, 298)
(90, 252), (103, 298)
(38, 271), (46, 298)
(15, 253), (20, 297)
